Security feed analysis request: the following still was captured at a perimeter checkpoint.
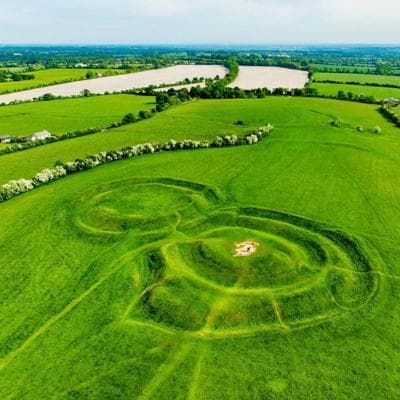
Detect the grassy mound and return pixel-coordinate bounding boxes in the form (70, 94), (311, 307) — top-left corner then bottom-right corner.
(0, 96), (399, 399)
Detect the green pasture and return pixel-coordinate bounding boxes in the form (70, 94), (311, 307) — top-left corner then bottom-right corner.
(310, 82), (400, 100)
(0, 68), (123, 94)
(0, 97), (396, 184)
(314, 72), (400, 86)
(0, 96), (399, 399)
(0, 94), (155, 137)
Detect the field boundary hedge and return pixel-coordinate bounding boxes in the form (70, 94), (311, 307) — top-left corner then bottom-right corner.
(0, 106), (157, 157)
(379, 106), (400, 127)
(0, 125), (274, 203)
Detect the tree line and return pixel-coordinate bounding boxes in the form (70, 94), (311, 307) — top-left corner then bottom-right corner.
(0, 70), (34, 83)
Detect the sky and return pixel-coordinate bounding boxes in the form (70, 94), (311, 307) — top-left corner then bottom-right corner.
(1, 0), (399, 45)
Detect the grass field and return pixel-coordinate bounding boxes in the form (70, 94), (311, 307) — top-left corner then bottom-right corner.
(0, 68), (122, 94)
(0, 96), (399, 399)
(0, 94), (155, 136)
(0, 97), (397, 184)
(310, 82), (400, 100)
(314, 72), (400, 86)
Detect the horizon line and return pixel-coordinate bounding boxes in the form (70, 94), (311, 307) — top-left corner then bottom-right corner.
(1, 43), (400, 47)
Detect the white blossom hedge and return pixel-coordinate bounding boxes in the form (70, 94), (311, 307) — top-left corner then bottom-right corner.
(0, 124), (273, 203)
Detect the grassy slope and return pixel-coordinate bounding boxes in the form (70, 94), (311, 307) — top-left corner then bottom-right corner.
(0, 97), (399, 399)
(314, 72), (400, 86)
(0, 97), (398, 184)
(310, 82), (400, 100)
(0, 94), (155, 137)
(0, 68), (122, 94)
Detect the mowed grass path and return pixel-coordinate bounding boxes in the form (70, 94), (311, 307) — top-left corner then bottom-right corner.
(314, 72), (400, 86)
(1, 97), (399, 184)
(310, 82), (400, 100)
(0, 97), (399, 398)
(0, 94), (155, 137)
(0, 68), (122, 94)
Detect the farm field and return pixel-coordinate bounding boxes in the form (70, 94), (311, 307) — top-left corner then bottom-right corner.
(229, 66), (309, 90)
(0, 95), (399, 399)
(0, 65), (228, 104)
(0, 94), (155, 136)
(0, 68), (122, 94)
(0, 96), (396, 185)
(310, 82), (400, 100)
(314, 72), (400, 86)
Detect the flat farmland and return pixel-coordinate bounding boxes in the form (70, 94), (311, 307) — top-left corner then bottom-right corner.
(0, 65), (228, 104)
(310, 82), (400, 100)
(314, 72), (400, 86)
(0, 68), (123, 94)
(229, 66), (309, 90)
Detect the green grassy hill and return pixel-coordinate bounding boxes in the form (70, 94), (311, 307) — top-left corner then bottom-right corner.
(0, 97), (397, 184)
(0, 94), (154, 137)
(0, 96), (399, 399)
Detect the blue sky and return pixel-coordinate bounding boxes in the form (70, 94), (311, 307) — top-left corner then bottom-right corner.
(1, 0), (399, 44)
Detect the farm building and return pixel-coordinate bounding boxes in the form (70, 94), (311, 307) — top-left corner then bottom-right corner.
(383, 98), (400, 105)
(0, 135), (14, 144)
(29, 130), (52, 141)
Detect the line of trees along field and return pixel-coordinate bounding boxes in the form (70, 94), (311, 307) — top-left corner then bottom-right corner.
(0, 70), (34, 82)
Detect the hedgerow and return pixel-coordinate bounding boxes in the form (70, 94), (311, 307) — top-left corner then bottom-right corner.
(0, 108), (156, 156)
(0, 125), (273, 202)
(379, 105), (400, 127)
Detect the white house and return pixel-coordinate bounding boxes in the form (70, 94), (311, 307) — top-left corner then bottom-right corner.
(383, 98), (400, 105)
(0, 135), (13, 144)
(30, 130), (52, 141)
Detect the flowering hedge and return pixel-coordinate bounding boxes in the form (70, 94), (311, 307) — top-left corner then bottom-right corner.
(0, 166), (67, 201)
(0, 124), (273, 203)
(379, 105), (400, 127)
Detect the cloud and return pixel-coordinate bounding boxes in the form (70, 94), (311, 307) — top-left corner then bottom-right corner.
(0, 0), (399, 44)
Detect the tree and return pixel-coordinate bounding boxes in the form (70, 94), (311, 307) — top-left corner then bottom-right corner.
(86, 71), (95, 79)
(375, 61), (393, 75)
(41, 93), (57, 101)
(81, 89), (92, 97)
(122, 113), (136, 124)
